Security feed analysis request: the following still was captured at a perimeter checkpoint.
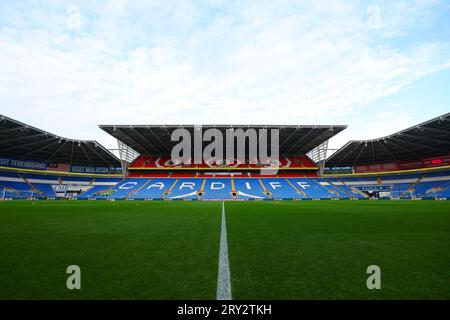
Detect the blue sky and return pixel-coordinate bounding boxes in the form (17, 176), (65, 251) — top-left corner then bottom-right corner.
(0, 0), (449, 151)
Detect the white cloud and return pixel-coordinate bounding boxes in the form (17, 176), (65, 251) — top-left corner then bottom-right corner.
(0, 0), (449, 152)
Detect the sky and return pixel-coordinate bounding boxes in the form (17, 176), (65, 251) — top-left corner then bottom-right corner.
(0, 0), (449, 154)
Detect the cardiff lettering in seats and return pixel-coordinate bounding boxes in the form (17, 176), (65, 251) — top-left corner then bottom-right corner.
(119, 182), (138, 189)
(210, 182), (225, 190)
(146, 182), (165, 189)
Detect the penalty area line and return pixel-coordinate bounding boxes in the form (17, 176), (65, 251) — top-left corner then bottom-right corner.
(217, 201), (232, 300)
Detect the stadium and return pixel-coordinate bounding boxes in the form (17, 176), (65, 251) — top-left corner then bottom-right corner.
(1, 113), (449, 300)
(1, 114), (449, 201)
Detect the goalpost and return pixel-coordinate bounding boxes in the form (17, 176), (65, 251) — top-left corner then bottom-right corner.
(0, 188), (35, 201)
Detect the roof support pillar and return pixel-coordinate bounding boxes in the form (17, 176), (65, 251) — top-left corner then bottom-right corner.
(308, 139), (329, 176)
(117, 140), (140, 178)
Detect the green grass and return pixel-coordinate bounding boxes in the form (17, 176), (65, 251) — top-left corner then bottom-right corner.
(226, 200), (450, 299)
(0, 200), (449, 299)
(0, 201), (221, 299)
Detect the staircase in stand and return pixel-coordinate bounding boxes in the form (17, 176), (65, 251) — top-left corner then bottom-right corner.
(258, 179), (273, 199)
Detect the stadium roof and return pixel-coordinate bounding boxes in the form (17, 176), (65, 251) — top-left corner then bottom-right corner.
(0, 115), (120, 166)
(99, 124), (347, 156)
(326, 113), (450, 167)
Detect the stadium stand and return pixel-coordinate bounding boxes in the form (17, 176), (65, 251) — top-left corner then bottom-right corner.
(233, 178), (269, 200)
(166, 179), (202, 200)
(3, 168), (450, 201)
(77, 185), (113, 199)
(0, 115), (120, 167)
(325, 179), (366, 198)
(0, 114), (122, 200)
(260, 178), (302, 200)
(131, 178), (173, 200)
(326, 113), (450, 169)
(1, 113), (450, 201)
(31, 183), (56, 198)
(127, 155), (318, 170)
(94, 179), (146, 199)
(201, 179), (234, 200)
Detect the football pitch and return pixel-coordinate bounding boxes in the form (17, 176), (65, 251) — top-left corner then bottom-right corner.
(0, 200), (449, 300)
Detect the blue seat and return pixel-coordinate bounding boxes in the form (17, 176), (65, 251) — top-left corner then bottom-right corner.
(167, 178), (202, 200)
(261, 178), (301, 199)
(78, 185), (112, 199)
(32, 183), (56, 198)
(288, 179), (335, 198)
(233, 178), (268, 200)
(132, 178), (173, 199)
(202, 179), (233, 200)
(98, 179), (148, 199)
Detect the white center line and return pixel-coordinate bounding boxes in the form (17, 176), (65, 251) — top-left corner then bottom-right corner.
(217, 201), (232, 300)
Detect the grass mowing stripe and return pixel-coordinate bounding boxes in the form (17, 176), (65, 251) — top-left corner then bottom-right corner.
(0, 201), (221, 299)
(226, 200), (450, 299)
(217, 201), (232, 300)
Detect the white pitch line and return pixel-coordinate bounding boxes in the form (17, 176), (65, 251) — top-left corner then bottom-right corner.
(217, 201), (232, 300)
